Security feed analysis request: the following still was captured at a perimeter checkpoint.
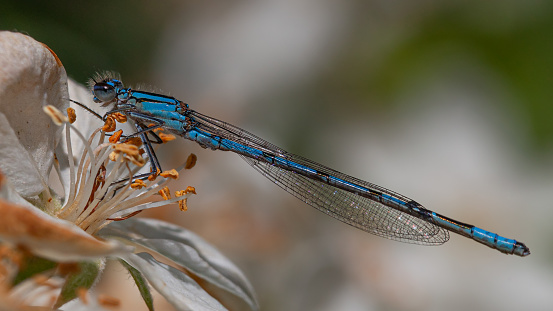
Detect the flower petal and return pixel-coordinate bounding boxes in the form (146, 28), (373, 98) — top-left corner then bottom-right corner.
(0, 112), (46, 197)
(99, 218), (258, 311)
(120, 252), (228, 311)
(0, 198), (132, 262)
(60, 291), (112, 311)
(0, 164), (40, 209)
(0, 31), (68, 197)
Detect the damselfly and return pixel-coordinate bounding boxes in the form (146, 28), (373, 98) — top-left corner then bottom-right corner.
(79, 72), (530, 257)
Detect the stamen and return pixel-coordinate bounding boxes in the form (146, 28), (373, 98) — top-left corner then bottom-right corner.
(185, 153), (197, 169)
(185, 186), (196, 194)
(111, 113), (127, 123)
(106, 210), (142, 221)
(66, 107), (76, 124)
(131, 179), (147, 189)
(158, 186), (171, 200)
(147, 168), (161, 181)
(109, 144), (146, 167)
(112, 144), (140, 156)
(108, 130), (123, 143)
(128, 154), (146, 167)
(159, 133), (176, 143)
(50, 105), (195, 236)
(175, 187), (196, 212)
(43, 106), (67, 125)
(102, 116), (116, 132)
(160, 169), (179, 179)
(125, 137), (143, 147)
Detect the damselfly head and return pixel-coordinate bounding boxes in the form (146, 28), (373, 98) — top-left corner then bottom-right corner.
(92, 81), (117, 103)
(88, 71), (123, 105)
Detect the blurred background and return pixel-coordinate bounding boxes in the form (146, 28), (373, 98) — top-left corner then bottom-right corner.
(2, 0), (553, 310)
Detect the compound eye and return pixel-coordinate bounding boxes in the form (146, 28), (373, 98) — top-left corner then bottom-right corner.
(93, 82), (116, 103)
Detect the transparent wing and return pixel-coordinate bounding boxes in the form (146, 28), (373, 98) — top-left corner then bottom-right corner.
(190, 111), (449, 245)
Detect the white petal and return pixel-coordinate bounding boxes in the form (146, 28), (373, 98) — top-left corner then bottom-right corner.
(10, 275), (64, 308)
(100, 218), (258, 311)
(121, 252), (228, 311)
(0, 112), (45, 197)
(0, 170), (39, 209)
(0, 31), (68, 197)
(61, 297), (111, 311)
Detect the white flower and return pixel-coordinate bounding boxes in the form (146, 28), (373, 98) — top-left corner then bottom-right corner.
(0, 31), (258, 311)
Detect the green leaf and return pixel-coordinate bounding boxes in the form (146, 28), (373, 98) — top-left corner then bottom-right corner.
(54, 260), (101, 308)
(12, 255), (56, 285)
(121, 252), (228, 311)
(120, 258), (154, 311)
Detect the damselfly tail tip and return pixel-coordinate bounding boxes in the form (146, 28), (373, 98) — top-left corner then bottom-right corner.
(515, 241), (530, 257)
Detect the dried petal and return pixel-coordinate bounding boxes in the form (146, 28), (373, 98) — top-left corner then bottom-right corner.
(0, 199), (130, 261)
